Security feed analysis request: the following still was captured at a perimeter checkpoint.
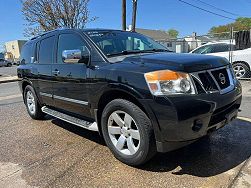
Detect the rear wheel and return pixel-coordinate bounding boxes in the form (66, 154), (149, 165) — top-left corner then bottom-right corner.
(233, 62), (250, 78)
(7, 63), (12, 67)
(101, 99), (156, 166)
(24, 85), (45, 120)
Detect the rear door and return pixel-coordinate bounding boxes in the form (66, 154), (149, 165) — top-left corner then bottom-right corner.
(52, 31), (91, 118)
(36, 35), (56, 106)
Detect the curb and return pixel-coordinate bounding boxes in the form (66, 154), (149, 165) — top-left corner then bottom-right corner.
(230, 117), (251, 188)
(0, 76), (19, 84)
(230, 157), (251, 188)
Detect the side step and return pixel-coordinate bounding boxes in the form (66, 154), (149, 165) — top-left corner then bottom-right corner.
(41, 106), (98, 132)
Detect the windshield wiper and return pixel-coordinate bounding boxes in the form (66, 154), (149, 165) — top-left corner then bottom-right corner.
(152, 49), (172, 52)
(107, 49), (171, 57)
(107, 50), (144, 57)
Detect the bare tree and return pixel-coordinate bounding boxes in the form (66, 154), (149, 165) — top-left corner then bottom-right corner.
(21, 0), (97, 37)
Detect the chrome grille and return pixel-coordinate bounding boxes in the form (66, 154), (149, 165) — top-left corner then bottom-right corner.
(211, 68), (230, 90)
(191, 66), (234, 94)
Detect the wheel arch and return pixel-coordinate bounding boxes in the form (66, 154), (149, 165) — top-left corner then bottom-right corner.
(22, 80), (31, 94)
(21, 80), (42, 105)
(232, 61), (251, 71)
(95, 88), (149, 137)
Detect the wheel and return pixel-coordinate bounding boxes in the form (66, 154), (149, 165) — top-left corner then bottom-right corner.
(7, 63), (12, 67)
(233, 62), (250, 78)
(101, 99), (156, 166)
(24, 85), (45, 120)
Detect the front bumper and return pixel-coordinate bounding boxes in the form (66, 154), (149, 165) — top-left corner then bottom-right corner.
(140, 81), (242, 152)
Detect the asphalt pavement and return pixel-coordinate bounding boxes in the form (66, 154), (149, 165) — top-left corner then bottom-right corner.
(0, 66), (17, 77)
(0, 81), (250, 188)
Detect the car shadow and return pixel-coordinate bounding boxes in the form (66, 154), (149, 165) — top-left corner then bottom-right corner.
(51, 118), (105, 146)
(140, 119), (251, 177)
(51, 118), (251, 177)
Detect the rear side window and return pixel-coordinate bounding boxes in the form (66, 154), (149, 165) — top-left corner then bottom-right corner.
(211, 44), (229, 53)
(20, 42), (33, 64)
(38, 36), (55, 64)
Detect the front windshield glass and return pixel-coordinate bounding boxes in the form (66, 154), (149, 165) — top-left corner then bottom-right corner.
(86, 30), (168, 57)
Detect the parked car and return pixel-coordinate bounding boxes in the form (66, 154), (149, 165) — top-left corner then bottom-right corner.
(17, 29), (242, 166)
(0, 59), (12, 67)
(190, 42), (251, 78)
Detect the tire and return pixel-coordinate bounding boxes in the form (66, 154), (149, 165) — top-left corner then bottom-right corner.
(101, 99), (156, 166)
(7, 63), (12, 67)
(232, 62), (250, 78)
(24, 85), (45, 120)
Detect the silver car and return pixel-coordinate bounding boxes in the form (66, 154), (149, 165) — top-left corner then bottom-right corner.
(0, 59), (12, 67)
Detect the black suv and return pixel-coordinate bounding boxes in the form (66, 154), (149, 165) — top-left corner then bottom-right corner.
(17, 29), (242, 166)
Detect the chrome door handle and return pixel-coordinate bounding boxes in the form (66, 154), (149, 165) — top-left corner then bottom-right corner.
(52, 70), (60, 75)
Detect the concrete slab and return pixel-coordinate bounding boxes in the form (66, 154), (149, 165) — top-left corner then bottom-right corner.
(231, 158), (251, 188)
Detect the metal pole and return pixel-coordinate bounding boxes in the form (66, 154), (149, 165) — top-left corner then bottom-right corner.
(229, 27), (234, 63)
(131, 0), (137, 32)
(122, 0), (126, 30)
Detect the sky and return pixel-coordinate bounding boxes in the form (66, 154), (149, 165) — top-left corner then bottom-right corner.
(0, 0), (251, 51)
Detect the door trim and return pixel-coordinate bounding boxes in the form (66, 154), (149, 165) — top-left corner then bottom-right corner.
(40, 92), (89, 106)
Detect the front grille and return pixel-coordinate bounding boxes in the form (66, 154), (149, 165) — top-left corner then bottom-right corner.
(211, 68), (230, 89)
(198, 72), (218, 91)
(191, 66), (233, 94)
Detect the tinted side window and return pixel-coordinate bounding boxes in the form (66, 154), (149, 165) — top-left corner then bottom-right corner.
(211, 44), (229, 53)
(57, 33), (89, 64)
(192, 45), (211, 54)
(38, 36), (55, 64)
(20, 42), (33, 64)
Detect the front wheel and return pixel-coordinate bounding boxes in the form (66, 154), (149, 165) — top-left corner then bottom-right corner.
(24, 85), (45, 120)
(101, 99), (156, 166)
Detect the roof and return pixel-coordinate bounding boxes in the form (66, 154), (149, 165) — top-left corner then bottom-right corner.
(135, 28), (170, 41)
(5, 40), (28, 44)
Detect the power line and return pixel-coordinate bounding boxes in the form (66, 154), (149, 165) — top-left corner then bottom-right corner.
(177, 0), (236, 21)
(194, 0), (240, 16)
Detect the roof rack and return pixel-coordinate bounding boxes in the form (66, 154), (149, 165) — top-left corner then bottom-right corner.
(30, 28), (68, 40)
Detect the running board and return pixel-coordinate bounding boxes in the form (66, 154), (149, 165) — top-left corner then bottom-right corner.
(41, 106), (98, 132)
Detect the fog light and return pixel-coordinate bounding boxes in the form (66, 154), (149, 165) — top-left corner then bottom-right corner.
(192, 119), (203, 132)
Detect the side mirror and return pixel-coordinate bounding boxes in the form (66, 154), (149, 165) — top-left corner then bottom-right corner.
(62, 49), (90, 64)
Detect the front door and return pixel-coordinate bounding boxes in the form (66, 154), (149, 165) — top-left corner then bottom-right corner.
(52, 32), (91, 118)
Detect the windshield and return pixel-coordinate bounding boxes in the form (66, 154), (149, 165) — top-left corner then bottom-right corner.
(86, 30), (168, 57)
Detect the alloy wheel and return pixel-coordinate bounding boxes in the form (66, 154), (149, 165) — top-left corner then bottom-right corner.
(233, 65), (246, 78)
(107, 110), (140, 156)
(26, 90), (36, 115)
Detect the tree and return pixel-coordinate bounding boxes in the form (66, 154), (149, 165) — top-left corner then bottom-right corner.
(209, 17), (251, 34)
(167, 29), (179, 39)
(21, 0), (97, 37)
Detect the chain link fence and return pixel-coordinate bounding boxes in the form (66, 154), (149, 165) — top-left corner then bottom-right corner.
(158, 30), (251, 80)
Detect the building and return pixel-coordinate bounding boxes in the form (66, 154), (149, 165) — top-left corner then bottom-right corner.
(135, 28), (170, 41)
(131, 28), (174, 51)
(0, 52), (4, 59)
(5, 40), (27, 62)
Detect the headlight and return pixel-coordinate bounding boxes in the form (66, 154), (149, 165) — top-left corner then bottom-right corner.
(144, 70), (196, 95)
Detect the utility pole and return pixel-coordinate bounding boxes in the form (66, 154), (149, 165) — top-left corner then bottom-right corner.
(131, 0), (137, 32)
(122, 0), (126, 30)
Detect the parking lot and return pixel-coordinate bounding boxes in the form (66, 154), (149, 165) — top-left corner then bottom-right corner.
(0, 80), (250, 188)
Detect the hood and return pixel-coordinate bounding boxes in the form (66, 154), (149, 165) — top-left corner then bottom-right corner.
(122, 52), (229, 73)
